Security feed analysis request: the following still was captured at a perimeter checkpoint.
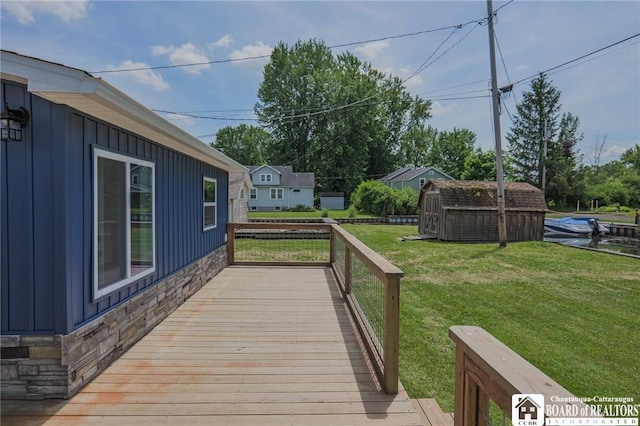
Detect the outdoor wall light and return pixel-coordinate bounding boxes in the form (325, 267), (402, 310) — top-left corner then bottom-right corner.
(1, 103), (30, 142)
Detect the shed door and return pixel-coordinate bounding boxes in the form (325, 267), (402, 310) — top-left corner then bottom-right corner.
(421, 194), (440, 236)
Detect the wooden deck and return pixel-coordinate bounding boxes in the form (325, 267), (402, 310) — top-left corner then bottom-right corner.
(2, 266), (424, 425)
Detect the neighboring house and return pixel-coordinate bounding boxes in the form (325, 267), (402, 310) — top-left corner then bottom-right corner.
(418, 180), (547, 242)
(247, 165), (315, 211)
(229, 171), (253, 222)
(380, 166), (453, 191)
(0, 50), (247, 400)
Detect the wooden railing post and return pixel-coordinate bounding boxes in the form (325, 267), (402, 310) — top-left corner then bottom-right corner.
(227, 223), (235, 265)
(344, 246), (351, 294)
(453, 343), (465, 426)
(383, 275), (400, 394)
(454, 343), (489, 426)
(450, 326), (595, 426)
(329, 225), (335, 264)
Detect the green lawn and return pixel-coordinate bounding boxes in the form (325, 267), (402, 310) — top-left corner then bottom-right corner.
(342, 224), (640, 412)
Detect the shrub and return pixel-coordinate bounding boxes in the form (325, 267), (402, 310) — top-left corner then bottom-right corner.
(351, 180), (418, 216)
(321, 208), (329, 217)
(347, 204), (357, 218)
(288, 204), (315, 212)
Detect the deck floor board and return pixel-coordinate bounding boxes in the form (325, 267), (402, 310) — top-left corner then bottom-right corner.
(1, 266), (424, 425)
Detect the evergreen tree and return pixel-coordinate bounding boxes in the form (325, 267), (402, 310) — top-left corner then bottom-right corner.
(506, 73), (561, 187)
(506, 73), (582, 206)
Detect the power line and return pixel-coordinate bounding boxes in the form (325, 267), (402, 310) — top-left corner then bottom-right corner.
(90, 18), (491, 74)
(513, 33), (640, 87)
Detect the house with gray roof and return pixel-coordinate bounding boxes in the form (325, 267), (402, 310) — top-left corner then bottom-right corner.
(380, 166), (453, 191)
(248, 165), (315, 211)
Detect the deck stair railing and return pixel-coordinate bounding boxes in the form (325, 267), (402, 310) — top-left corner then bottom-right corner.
(449, 326), (598, 426)
(227, 222), (403, 394)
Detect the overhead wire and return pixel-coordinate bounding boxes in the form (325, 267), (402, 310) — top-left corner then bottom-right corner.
(89, 18), (490, 75)
(513, 33), (640, 87)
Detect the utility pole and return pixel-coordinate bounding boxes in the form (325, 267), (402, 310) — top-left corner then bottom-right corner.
(487, 0), (507, 247)
(541, 120), (548, 195)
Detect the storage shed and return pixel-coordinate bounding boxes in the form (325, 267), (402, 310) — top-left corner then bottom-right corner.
(418, 180), (547, 242)
(320, 192), (345, 210)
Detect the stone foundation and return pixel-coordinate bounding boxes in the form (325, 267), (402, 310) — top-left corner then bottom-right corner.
(1, 246), (227, 400)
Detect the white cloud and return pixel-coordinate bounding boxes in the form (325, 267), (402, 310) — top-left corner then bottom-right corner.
(210, 35), (233, 49)
(164, 113), (195, 126)
(106, 60), (170, 91)
(429, 101), (452, 117)
(1, 0), (89, 25)
(230, 41), (273, 63)
(152, 43), (210, 75)
(355, 40), (390, 60)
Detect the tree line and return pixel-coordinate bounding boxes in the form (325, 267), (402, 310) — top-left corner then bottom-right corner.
(211, 39), (639, 210)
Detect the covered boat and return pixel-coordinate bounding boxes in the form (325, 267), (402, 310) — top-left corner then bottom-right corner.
(544, 217), (609, 236)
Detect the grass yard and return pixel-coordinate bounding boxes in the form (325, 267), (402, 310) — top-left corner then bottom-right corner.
(342, 224), (640, 413)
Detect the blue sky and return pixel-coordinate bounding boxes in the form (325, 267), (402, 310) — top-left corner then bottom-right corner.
(1, 1), (638, 164)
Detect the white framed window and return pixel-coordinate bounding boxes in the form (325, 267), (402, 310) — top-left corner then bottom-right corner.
(260, 173), (272, 183)
(419, 178), (427, 187)
(274, 206), (281, 211)
(250, 206), (258, 211)
(429, 170), (434, 175)
(270, 188), (283, 200)
(93, 148), (155, 300)
(250, 188), (257, 199)
(203, 177), (217, 231)
(293, 188), (301, 193)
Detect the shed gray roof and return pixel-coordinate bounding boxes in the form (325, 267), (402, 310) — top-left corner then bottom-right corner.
(248, 165), (315, 187)
(419, 180), (547, 211)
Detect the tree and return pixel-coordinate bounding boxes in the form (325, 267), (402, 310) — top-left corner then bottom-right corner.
(426, 128), (476, 179)
(256, 39), (335, 173)
(399, 124), (438, 168)
(589, 133), (608, 184)
(210, 124), (273, 165)
(461, 149), (497, 181)
(255, 39), (431, 196)
(545, 112), (583, 207)
(506, 73), (582, 206)
(506, 73), (561, 187)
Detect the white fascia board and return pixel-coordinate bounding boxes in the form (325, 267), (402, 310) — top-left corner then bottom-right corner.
(1, 50), (247, 174)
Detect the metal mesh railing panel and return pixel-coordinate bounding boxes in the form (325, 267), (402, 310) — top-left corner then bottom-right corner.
(349, 254), (385, 360)
(332, 236), (346, 285)
(233, 229), (330, 263)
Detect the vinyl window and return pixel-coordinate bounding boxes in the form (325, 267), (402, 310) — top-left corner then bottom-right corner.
(270, 188), (283, 200)
(203, 177), (217, 231)
(93, 148), (155, 300)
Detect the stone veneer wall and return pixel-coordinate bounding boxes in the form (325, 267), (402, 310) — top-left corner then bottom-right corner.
(1, 246), (227, 400)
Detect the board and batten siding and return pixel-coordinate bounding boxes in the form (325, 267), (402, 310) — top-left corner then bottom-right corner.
(1, 82), (228, 336)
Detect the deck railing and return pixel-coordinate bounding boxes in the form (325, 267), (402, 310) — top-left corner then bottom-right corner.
(449, 326), (596, 426)
(227, 222), (403, 394)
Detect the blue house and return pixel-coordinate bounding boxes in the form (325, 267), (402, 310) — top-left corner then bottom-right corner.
(380, 166), (453, 191)
(247, 165), (315, 211)
(0, 50), (247, 399)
